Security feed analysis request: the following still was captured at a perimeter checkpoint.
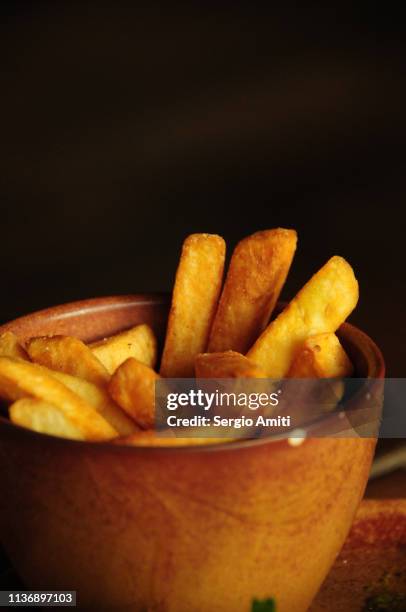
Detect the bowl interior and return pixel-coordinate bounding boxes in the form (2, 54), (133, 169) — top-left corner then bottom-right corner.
(0, 294), (384, 378)
(0, 294), (169, 346)
(0, 294), (385, 446)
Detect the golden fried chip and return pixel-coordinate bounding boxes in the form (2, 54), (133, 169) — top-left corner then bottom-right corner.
(284, 333), (353, 414)
(288, 333), (354, 378)
(0, 357), (116, 440)
(195, 351), (266, 378)
(108, 357), (158, 429)
(160, 233), (226, 377)
(10, 398), (86, 441)
(89, 324), (157, 374)
(247, 256), (359, 377)
(50, 370), (139, 436)
(208, 228), (297, 353)
(26, 335), (110, 386)
(0, 332), (29, 360)
(113, 429), (233, 447)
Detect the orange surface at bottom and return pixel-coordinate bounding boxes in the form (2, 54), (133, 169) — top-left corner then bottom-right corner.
(311, 498), (406, 611)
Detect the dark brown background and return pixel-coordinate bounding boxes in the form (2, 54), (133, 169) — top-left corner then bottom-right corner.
(1, 2), (405, 374)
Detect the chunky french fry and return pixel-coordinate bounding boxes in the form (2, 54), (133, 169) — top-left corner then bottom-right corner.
(113, 429), (233, 447)
(208, 229), (297, 353)
(108, 357), (158, 429)
(10, 398), (87, 441)
(0, 357), (117, 440)
(284, 333), (353, 416)
(0, 332), (29, 360)
(160, 233), (226, 377)
(195, 351), (266, 378)
(49, 370), (139, 435)
(247, 256), (359, 377)
(26, 335), (110, 386)
(89, 324), (157, 374)
(288, 333), (354, 378)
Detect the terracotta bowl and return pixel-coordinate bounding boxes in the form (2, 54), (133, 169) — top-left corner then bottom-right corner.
(0, 295), (385, 612)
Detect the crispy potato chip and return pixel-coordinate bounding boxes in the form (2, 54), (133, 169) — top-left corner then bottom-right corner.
(26, 335), (110, 386)
(89, 324), (157, 374)
(0, 332), (29, 360)
(160, 233), (226, 377)
(113, 429), (234, 447)
(208, 228), (297, 353)
(247, 256), (359, 377)
(108, 357), (158, 429)
(10, 398), (86, 441)
(286, 333), (353, 412)
(49, 370), (139, 435)
(195, 351), (266, 378)
(284, 333), (353, 415)
(288, 333), (354, 378)
(0, 357), (116, 440)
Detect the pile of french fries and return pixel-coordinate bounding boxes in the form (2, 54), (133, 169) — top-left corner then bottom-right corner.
(0, 229), (358, 446)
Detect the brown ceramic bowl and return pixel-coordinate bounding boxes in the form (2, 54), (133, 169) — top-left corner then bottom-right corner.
(0, 295), (385, 612)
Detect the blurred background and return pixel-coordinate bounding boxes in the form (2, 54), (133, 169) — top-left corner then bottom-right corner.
(0, 2), (405, 376)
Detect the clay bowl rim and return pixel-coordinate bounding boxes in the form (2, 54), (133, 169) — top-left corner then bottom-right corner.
(0, 293), (385, 454)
